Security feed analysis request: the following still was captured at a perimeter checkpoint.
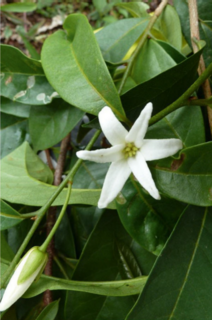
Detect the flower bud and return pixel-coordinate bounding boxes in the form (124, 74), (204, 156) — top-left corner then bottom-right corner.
(0, 247), (48, 311)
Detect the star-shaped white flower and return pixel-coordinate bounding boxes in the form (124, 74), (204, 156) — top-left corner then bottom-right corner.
(77, 103), (183, 208)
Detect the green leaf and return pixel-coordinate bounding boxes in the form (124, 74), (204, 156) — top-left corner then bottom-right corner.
(130, 39), (176, 85)
(1, 44), (56, 105)
(35, 300), (59, 320)
(146, 106), (205, 148)
(151, 142), (212, 206)
(25, 142), (53, 184)
(24, 274), (147, 298)
(174, 0), (212, 67)
(156, 4), (182, 51)
(29, 99), (84, 151)
(127, 206), (212, 320)
(64, 210), (152, 320)
(115, 2), (149, 18)
(116, 179), (186, 255)
(95, 17), (149, 63)
(41, 14), (126, 120)
(121, 46), (203, 121)
(0, 200), (24, 230)
(0, 142), (112, 208)
(0, 112), (29, 159)
(0, 233), (14, 261)
(0, 97), (31, 118)
(1, 3), (37, 13)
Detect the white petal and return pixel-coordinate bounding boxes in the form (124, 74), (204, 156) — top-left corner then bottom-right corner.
(98, 106), (128, 145)
(98, 160), (131, 208)
(128, 152), (161, 200)
(126, 102), (153, 148)
(76, 144), (125, 163)
(141, 139), (183, 161)
(0, 252), (42, 311)
(0, 249), (45, 311)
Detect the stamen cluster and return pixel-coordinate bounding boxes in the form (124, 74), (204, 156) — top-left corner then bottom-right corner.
(123, 142), (139, 158)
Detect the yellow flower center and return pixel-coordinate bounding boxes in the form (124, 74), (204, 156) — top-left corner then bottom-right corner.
(123, 142), (139, 158)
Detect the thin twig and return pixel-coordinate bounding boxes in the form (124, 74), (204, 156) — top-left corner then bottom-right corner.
(188, 0), (212, 136)
(43, 133), (71, 306)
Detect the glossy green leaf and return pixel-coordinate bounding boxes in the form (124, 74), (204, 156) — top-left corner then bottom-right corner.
(1, 45), (56, 105)
(174, 0), (212, 67)
(95, 17), (149, 63)
(155, 40), (185, 64)
(24, 274), (147, 298)
(64, 210), (153, 320)
(25, 142), (53, 184)
(41, 14), (125, 120)
(156, 4), (182, 51)
(130, 39), (176, 84)
(35, 300), (59, 320)
(7, 219), (32, 253)
(1, 3), (36, 13)
(151, 142), (212, 206)
(115, 2), (149, 18)
(0, 97), (31, 118)
(29, 99), (84, 151)
(0, 200), (24, 230)
(127, 206), (212, 320)
(0, 262), (9, 278)
(116, 180), (186, 255)
(122, 47), (203, 121)
(0, 142), (113, 208)
(146, 106), (205, 148)
(1, 113), (29, 159)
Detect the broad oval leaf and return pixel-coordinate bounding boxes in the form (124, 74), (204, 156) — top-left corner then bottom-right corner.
(41, 14), (126, 121)
(0, 142), (113, 208)
(127, 206), (212, 320)
(0, 45), (56, 105)
(29, 99), (84, 151)
(0, 97), (31, 118)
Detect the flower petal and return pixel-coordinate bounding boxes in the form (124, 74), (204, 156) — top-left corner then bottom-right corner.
(126, 102), (153, 148)
(128, 152), (161, 200)
(98, 160), (131, 208)
(77, 144), (125, 163)
(99, 106), (128, 145)
(141, 139), (183, 161)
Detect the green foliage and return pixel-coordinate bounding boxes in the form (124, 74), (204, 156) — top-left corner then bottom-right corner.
(1, 3), (212, 319)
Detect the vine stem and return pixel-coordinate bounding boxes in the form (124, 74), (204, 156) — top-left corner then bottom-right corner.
(188, 0), (212, 135)
(149, 62), (212, 126)
(0, 130), (101, 288)
(118, 0), (168, 95)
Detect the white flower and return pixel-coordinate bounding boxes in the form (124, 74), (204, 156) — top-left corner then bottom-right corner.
(0, 247), (47, 311)
(77, 103), (183, 208)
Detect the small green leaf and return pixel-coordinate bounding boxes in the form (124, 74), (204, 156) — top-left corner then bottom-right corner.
(1, 45), (55, 105)
(0, 200), (23, 231)
(115, 2), (149, 18)
(35, 300), (59, 320)
(1, 3), (37, 13)
(29, 99), (84, 151)
(95, 17), (149, 63)
(0, 233), (15, 261)
(41, 14), (126, 120)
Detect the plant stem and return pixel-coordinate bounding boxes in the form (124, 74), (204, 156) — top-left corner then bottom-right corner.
(188, 0), (212, 135)
(149, 62), (212, 126)
(40, 182), (72, 253)
(0, 130), (101, 288)
(118, 0), (168, 95)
